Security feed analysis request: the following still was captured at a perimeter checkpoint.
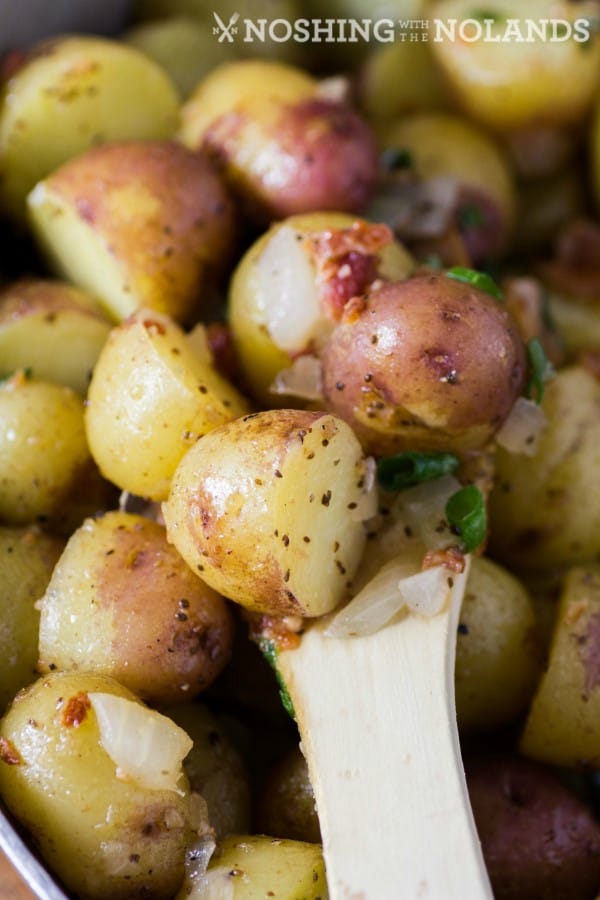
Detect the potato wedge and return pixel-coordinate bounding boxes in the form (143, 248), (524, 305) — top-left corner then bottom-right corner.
(163, 409), (372, 617)
(28, 141), (235, 323)
(0, 278), (111, 394)
(85, 309), (248, 500)
(0, 35), (179, 221)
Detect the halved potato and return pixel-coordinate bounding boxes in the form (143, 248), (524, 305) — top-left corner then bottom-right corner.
(0, 35), (179, 221)
(0, 278), (111, 394)
(27, 140), (235, 323)
(163, 409), (372, 617)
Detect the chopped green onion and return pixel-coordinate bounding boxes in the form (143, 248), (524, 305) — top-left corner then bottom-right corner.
(446, 266), (504, 300)
(381, 147), (413, 171)
(259, 639), (295, 719)
(526, 337), (554, 404)
(377, 451), (459, 492)
(445, 485), (486, 553)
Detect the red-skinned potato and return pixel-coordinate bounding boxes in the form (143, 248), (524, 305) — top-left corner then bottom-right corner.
(178, 60), (378, 221)
(38, 511), (234, 705)
(466, 753), (600, 900)
(163, 409), (374, 618)
(27, 140), (235, 324)
(320, 273), (527, 456)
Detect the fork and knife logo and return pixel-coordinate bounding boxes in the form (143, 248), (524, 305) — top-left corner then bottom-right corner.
(212, 11), (241, 42)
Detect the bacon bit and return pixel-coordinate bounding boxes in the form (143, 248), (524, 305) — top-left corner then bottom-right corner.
(503, 277), (564, 367)
(61, 692), (91, 728)
(0, 737), (22, 766)
(565, 597), (589, 626)
(342, 295), (368, 324)
(143, 318), (167, 336)
(422, 546), (466, 574)
(308, 221), (393, 320)
(579, 350), (600, 381)
(411, 224), (471, 270)
(245, 612), (303, 652)
(537, 218), (600, 301)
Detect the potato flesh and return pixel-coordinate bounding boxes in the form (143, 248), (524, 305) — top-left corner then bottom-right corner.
(0, 672), (193, 900)
(0, 36), (179, 220)
(85, 310), (247, 500)
(163, 410), (370, 617)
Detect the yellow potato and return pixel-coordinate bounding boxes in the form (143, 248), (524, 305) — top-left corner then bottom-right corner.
(38, 511), (235, 704)
(85, 309), (248, 500)
(0, 35), (179, 221)
(359, 39), (447, 121)
(228, 212), (414, 404)
(429, 0), (600, 132)
(455, 556), (541, 733)
(0, 672), (194, 899)
(521, 564), (600, 767)
(0, 526), (63, 713)
(489, 366), (600, 570)
(163, 409), (372, 617)
(28, 140), (235, 324)
(0, 372), (93, 525)
(0, 278), (111, 394)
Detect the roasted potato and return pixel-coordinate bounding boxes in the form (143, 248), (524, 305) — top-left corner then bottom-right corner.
(455, 556), (541, 733)
(38, 511), (234, 705)
(520, 564), (600, 768)
(166, 702), (251, 839)
(0, 278), (111, 394)
(85, 309), (248, 501)
(163, 409), (373, 617)
(0, 526), (63, 712)
(0, 371), (93, 525)
(0, 672), (195, 899)
(358, 39), (447, 122)
(466, 753), (600, 900)
(228, 212), (414, 404)
(179, 59), (378, 221)
(28, 140), (235, 324)
(489, 365), (600, 570)
(320, 273), (527, 456)
(258, 744), (321, 844)
(0, 35), (179, 221)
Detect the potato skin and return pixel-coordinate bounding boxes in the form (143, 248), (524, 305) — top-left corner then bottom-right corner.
(29, 141), (235, 323)
(179, 60), (378, 221)
(321, 274), (526, 455)
(38, 511), (234, 704)
(466, 754), (600, 900)
(0, 672), (194, 900)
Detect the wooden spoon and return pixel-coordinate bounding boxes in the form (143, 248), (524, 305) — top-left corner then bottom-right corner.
(277, 559), (493, 900)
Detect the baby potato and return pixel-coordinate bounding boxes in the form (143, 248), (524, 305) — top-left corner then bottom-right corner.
(378, 113), (517, 262)
(166, 703), (251, 839)
(28, 140), (235, 324)
(163, 409), (372, 617)
(124, 16), (237, 99)
(85, 309), (248, 501)
(430, 0), (600, 133)
(0, 35), (179, 222)
(179, 59), (378, 221)
(0, 526), (63, 713)
(0, 372), (93, 525)
(0, 672), (194, 900)
(228, 212), (414, 404)
(321, 273), (526, 456)
(38, 511), (234, 705)
(259, 744), (321, 844)
(0, 278), (111, 394)
(520, 564), (600, 768)
(489, 366), (600, 570)
(455, 556), (541, 734)
(466, 753), (600, 900)
(358, 40), (447, 122)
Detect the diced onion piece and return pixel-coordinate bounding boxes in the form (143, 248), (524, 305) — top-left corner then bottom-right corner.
(325, 556), (419, 638)
(398, 565), (452, 618)
(257, 225), (324, 353)
(400, 473), (462, 550)
(316, 75), (351, 104)
(183, 867), (235, 900)
(181, 828), (217, 897)
(89, 693), (192, 795)
(270, 355), (323, 402)
(495, 396), (547, 456)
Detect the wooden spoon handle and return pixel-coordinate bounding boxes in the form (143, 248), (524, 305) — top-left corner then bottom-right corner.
(277, 563), (492, 900)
